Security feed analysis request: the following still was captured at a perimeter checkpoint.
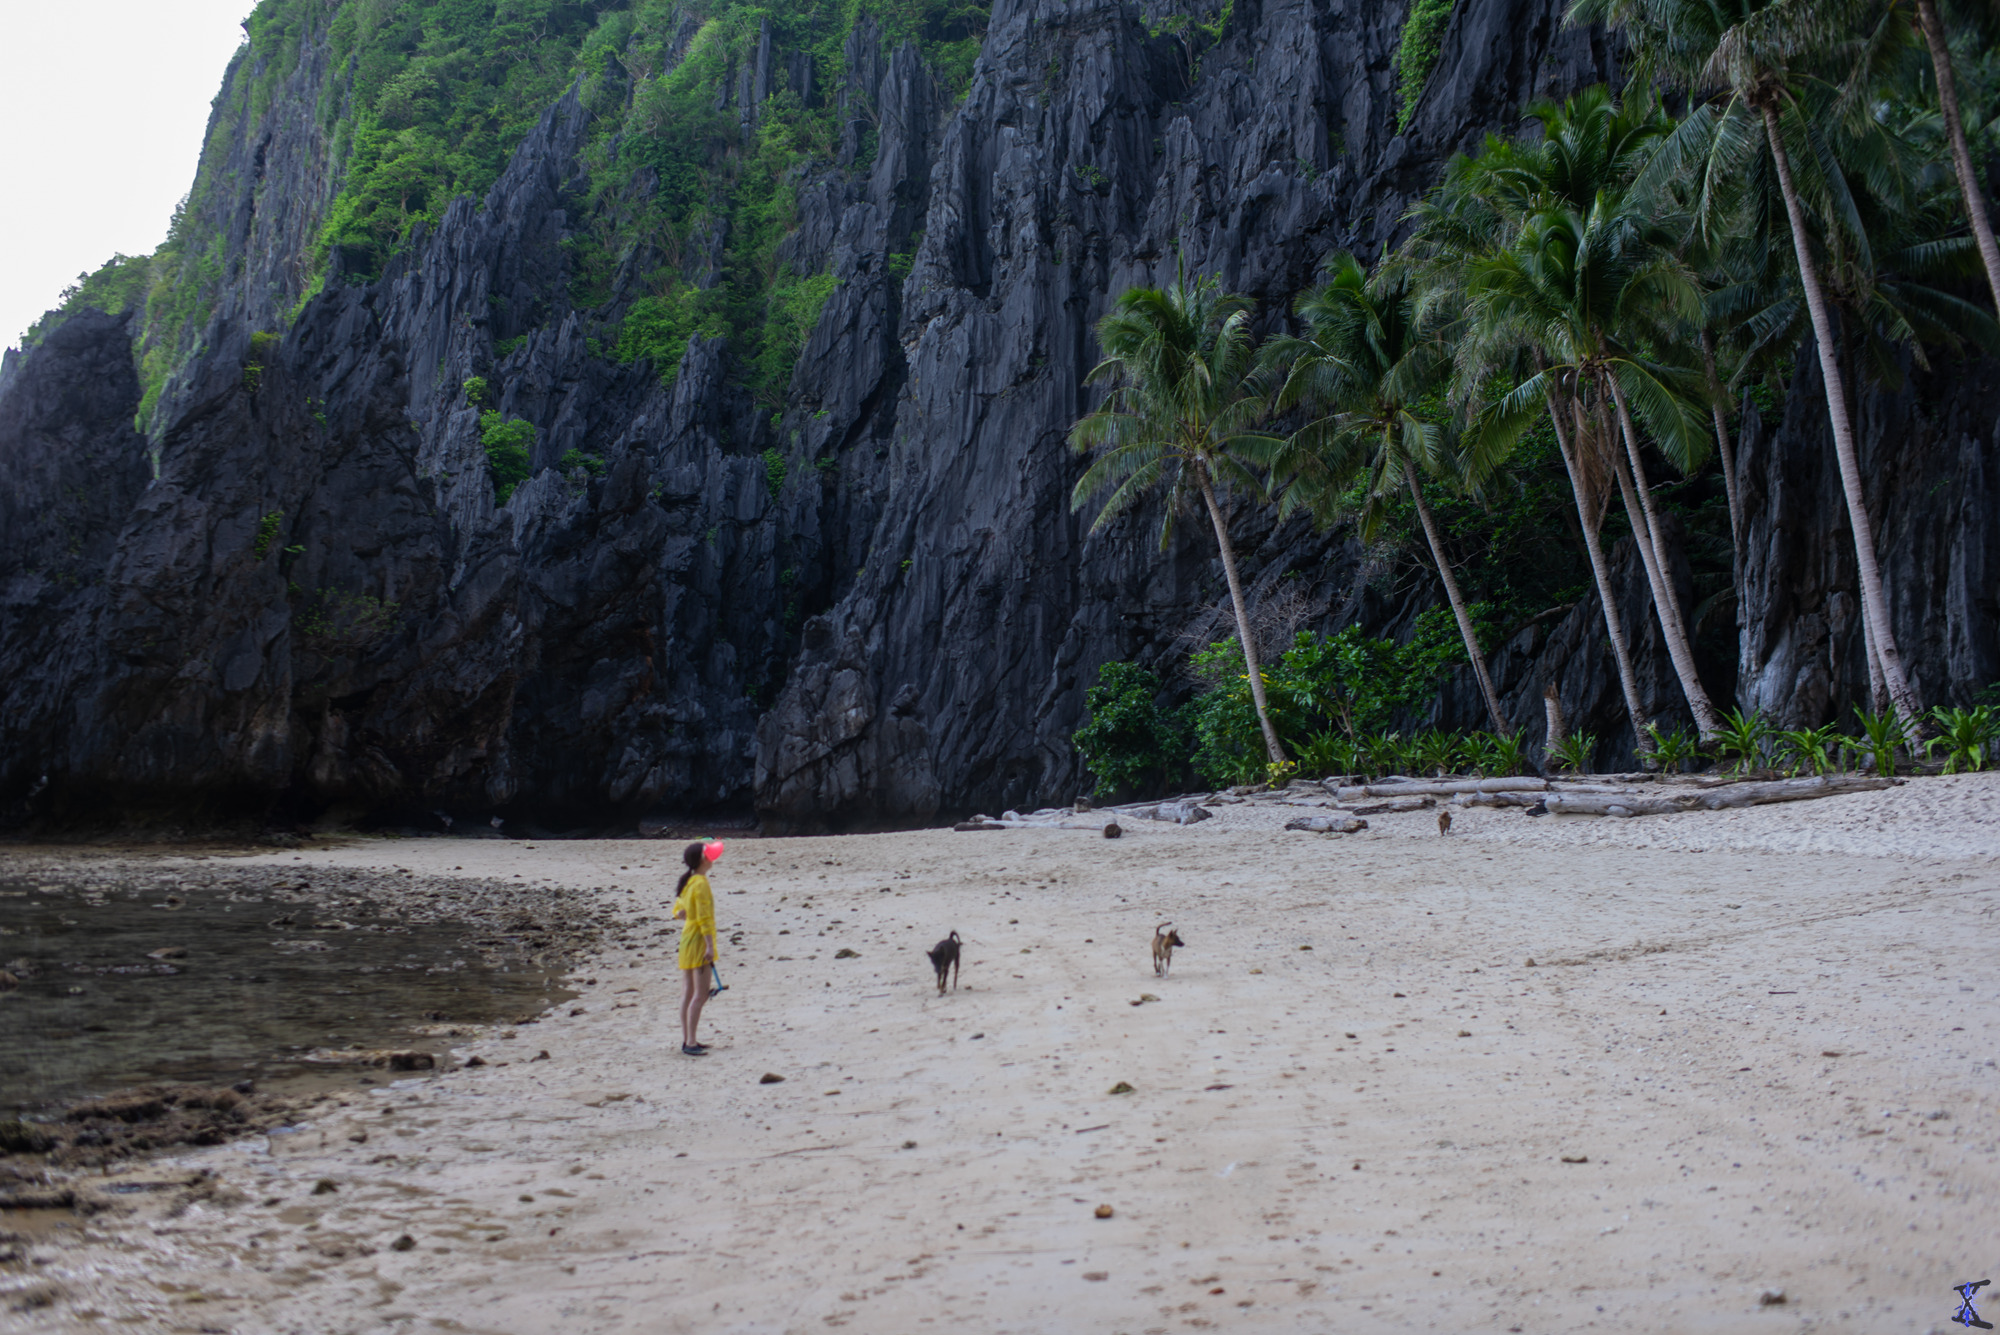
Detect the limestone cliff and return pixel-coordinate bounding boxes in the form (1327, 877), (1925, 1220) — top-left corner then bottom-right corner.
(1, 0), (1992, 832)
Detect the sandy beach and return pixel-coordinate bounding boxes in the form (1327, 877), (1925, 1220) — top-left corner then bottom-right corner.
(4, 773), (1998, 1333)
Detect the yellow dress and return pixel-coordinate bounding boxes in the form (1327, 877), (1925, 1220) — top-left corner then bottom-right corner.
(675, 873), (715, 970)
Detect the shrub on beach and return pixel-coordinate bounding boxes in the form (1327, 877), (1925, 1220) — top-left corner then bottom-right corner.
(1075, 620), (1471, 793)
(1076, 662), (1994, 790)
(1073, 663), (1187, 798)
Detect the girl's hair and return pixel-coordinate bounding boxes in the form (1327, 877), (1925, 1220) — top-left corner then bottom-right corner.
(674, 841), (707, 899)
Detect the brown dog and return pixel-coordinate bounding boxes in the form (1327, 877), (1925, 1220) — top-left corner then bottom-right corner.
(926, 931), (961, 995)
(1151, 922), (1185, 977)
(1438, 809), (1452, 835)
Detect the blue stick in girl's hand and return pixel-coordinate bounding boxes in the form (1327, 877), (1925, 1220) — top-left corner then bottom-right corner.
(709, 963), (728, 998)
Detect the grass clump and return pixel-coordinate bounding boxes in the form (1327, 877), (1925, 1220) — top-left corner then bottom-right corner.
(252, 510), (285, 559)
(480, 410), (536, 503)
(1393, 0), (1454, 132)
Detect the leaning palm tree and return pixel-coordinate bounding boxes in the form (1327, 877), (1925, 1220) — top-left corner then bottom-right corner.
(1572, 0), (1929, 734)
(1665, 62), (2000, 708)
(1912, 0), (2000, 309)
(1675, 225), (1786, 563)
(1264, 255), (1513, 736)
(1069, 276), (1290, 765)
(1464, 199), (1729, 739)
(1402, 87), (1684, 753)
(1853, 0), (2000, 310)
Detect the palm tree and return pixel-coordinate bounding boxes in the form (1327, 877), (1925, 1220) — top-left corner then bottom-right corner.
(1539, 371), (1657, 746)
(1465, 199), (1729, 739)
(1069, 275), (1290, 765)
(1402, 88), (1696, 752)
(1658, 66), (1996, 563)
(1683, 241), (1770, 563)
(1264, 255), (1513, 736)
(1907, 0), (2000, 310)
(1572, 0), (1929, 735)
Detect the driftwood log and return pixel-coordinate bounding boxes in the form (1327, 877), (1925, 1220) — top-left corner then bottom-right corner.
(956, 773), (1894, 830)
(1540, 774), (1897, 817)
(1284, 815), (1368, 834)
(1688, 775), (1899, 807)
(1350, 796), (1438, 816)
(1145, 800), (1213, 825)
(1334, 777), (1547, 802)
(1538, 793), (1690, 817)
(954, 814), (1138, 831)
(1454, 790), (1550, 808)
(1457, 782), (1694, 808)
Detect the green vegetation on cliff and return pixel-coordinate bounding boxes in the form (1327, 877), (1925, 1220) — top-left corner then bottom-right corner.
(18, 255), (152, 350)
(40, 0), (989, 432)
(1393, 0), (1454, 131)
(481, 410), (537, 502)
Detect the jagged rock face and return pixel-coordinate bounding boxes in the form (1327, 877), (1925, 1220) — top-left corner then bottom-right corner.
(0, 92), (808, 826)
(0, 312), (155, 803)
(1, 0), (1989, 830)
(140, 32), (352, 435)
(756, 0), (1620, 825)
(1737, 345), (2000, 728)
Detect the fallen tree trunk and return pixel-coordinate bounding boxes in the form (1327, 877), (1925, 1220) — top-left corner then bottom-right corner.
(1333, 777), (1547, 802)
(1350, 796), (1437, 816)
(1541, 774), (1897, 817)
(1455, 791), (1548, 808)
(1284, 815), (1368, 834)
(1690, 775), (1897, 808)
(1143, 800), (1213, 825)
(1540, 793), (1693, 817)
(1457, 782), (1693, 808)
(954, 817), (1132, 831)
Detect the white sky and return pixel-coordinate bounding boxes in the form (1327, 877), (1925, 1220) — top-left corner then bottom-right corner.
(1, 0), (252, 348)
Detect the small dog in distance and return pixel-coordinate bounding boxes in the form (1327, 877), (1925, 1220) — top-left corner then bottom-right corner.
(1438, 809), (1452, 835)
(1152, 922), (1185, 976)
(926, 931), (961, 995)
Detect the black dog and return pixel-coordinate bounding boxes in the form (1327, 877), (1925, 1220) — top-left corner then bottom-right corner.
(926, 931), (962, 995)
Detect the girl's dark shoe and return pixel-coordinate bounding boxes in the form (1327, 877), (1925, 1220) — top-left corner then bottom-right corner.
(681, 1043), (707, 1056)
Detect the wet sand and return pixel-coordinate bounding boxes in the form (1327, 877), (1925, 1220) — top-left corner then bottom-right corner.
(0, 857), (595, 1119)
(4, 772), (1997, 1332)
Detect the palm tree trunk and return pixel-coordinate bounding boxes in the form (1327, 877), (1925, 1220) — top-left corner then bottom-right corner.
(1862, 602), (1889, 714)
(1760, 100), (1925, 736)
(1545, 391), (1653, 750)
(1606, 376), (1725, 738)
(1405, 463), (1509, 735)
(1197, 472), (1287, 766)
(1916, 0), (2000, 312)
(1700, 329), (1743, 566)
(1607, 378), (1680, 589)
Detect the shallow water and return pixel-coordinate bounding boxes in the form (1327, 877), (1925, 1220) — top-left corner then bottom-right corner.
(0, 873), (570, 1115)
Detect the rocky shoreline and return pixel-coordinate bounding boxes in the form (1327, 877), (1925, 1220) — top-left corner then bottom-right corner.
(0, 845), (610, 1179)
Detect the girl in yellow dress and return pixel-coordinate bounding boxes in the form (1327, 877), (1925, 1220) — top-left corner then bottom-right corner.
(670, 840), (724, 1055)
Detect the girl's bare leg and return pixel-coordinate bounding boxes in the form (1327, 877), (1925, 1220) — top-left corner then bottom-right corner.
(685, 967), (710, 1047)
(680, 969), (700, 1047)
